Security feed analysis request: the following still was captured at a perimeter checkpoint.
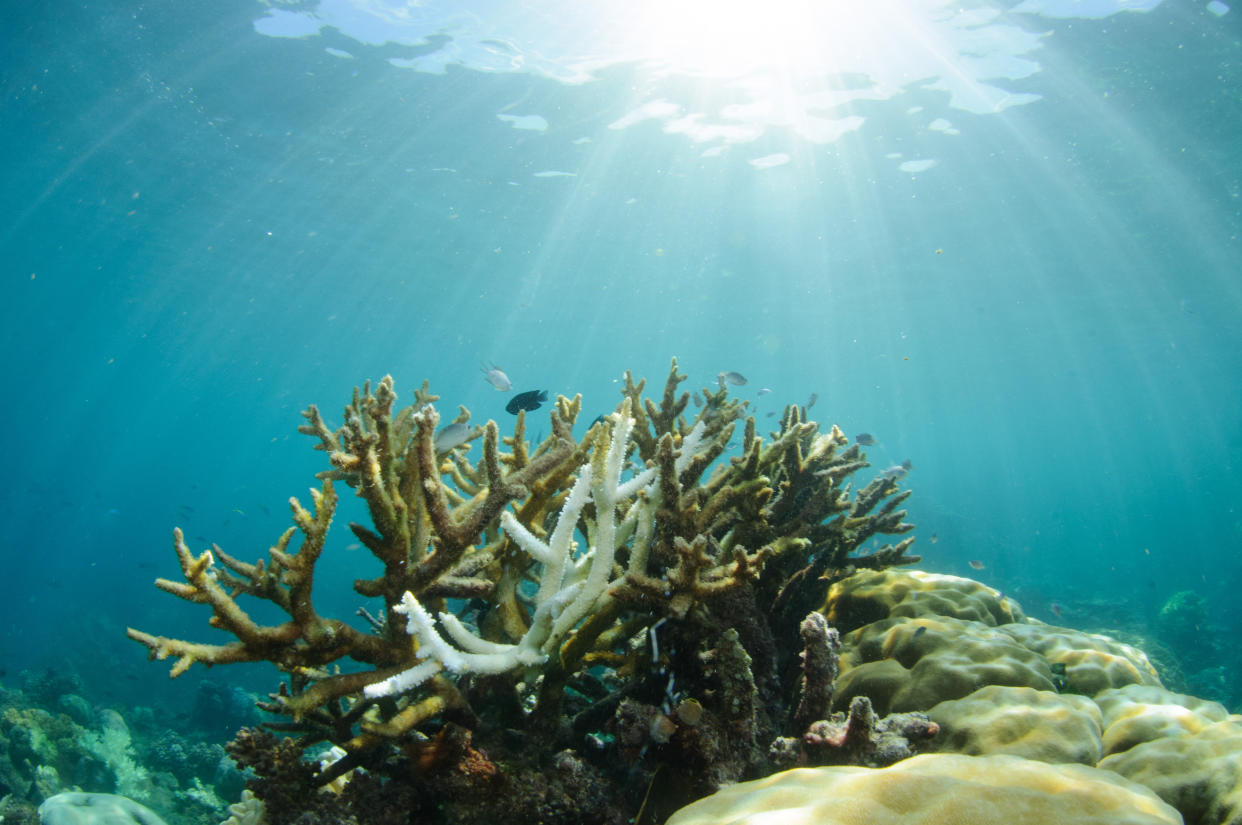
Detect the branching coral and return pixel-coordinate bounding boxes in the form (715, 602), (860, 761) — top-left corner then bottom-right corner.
(128, 360), (920, 823)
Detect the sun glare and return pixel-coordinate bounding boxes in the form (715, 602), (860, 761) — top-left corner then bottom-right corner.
(635, 0), (883, 80)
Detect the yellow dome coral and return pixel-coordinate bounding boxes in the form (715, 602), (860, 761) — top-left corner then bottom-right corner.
(823, 569), (1023, 633)
(998, 623), (1162, 696)
(927, 685), (1104, 765)
(1099, 719), (1242, 825)
(1095, 684), (1231, 757)
(833, 615), (1056, 715)
(666, 753), (1182, 825)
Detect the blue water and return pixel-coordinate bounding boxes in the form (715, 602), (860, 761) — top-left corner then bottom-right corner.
(2, 0), (1239, 716)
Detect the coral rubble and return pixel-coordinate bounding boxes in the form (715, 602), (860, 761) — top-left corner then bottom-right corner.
(127, 361), (921, 823)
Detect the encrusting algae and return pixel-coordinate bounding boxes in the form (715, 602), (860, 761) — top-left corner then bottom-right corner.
(128, 359), (925, 824)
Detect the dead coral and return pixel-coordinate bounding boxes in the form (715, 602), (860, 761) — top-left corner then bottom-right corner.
(771, 695), (940, 769)
(772, 613), (939, 769)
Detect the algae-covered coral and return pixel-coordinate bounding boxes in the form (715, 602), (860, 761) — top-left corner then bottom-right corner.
(127, 360), (921, 823)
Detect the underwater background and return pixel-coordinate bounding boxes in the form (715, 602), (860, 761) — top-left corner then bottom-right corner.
(1, 0), (1240, 821)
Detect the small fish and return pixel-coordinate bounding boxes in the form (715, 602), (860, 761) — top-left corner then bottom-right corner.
(968, 560), (985, 570)
(765, 411), (776, 417)
(481, 362), (512, 391)
(807, 393), (818, 409)
(717, 371), (748, 387)
(345, 542), (362, 551)
(1049, 602), (1063, 619)
(691, 393), (703, 407)
(878, 459), (914, 481)
(756, 388), (771, 396)
(930, 533), (938, 544)
(433, 422), (474, 453)
(506, 389), (548, 415)
(912, 626), (927, 639)
(855, 433), (877, 446)
(1050, 661), (1068, 691)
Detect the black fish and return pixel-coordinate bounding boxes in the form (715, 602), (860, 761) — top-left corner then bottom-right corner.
(855, 433), (877, 446)
(506, 389), (548, 414)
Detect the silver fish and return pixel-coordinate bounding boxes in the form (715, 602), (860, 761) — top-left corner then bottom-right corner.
(717, 371), (748, 387)
(807, 393), (818, 409)
(433, 422), (475, 453)
(481, 362), (512, 391)
(756, 388), (771, 396)
(878, 460), (914, 481)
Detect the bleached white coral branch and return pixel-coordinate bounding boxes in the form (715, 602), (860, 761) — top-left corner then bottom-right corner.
(365, 400), (697, 699)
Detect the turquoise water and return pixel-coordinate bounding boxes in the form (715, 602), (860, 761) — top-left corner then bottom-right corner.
(2, 0), (1239, 722)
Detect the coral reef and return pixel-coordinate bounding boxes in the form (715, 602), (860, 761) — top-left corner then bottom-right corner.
(124, 362), (1242, 824)
(1154, 589), (1226, 702)
(0, 677), (229, 825)
(128, 361), (920, 823)
(123, 362), (1242, 825)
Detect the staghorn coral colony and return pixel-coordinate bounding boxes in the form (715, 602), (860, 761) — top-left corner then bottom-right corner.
(121, 360), (1242, 825)
(127, 360), (922, 824)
